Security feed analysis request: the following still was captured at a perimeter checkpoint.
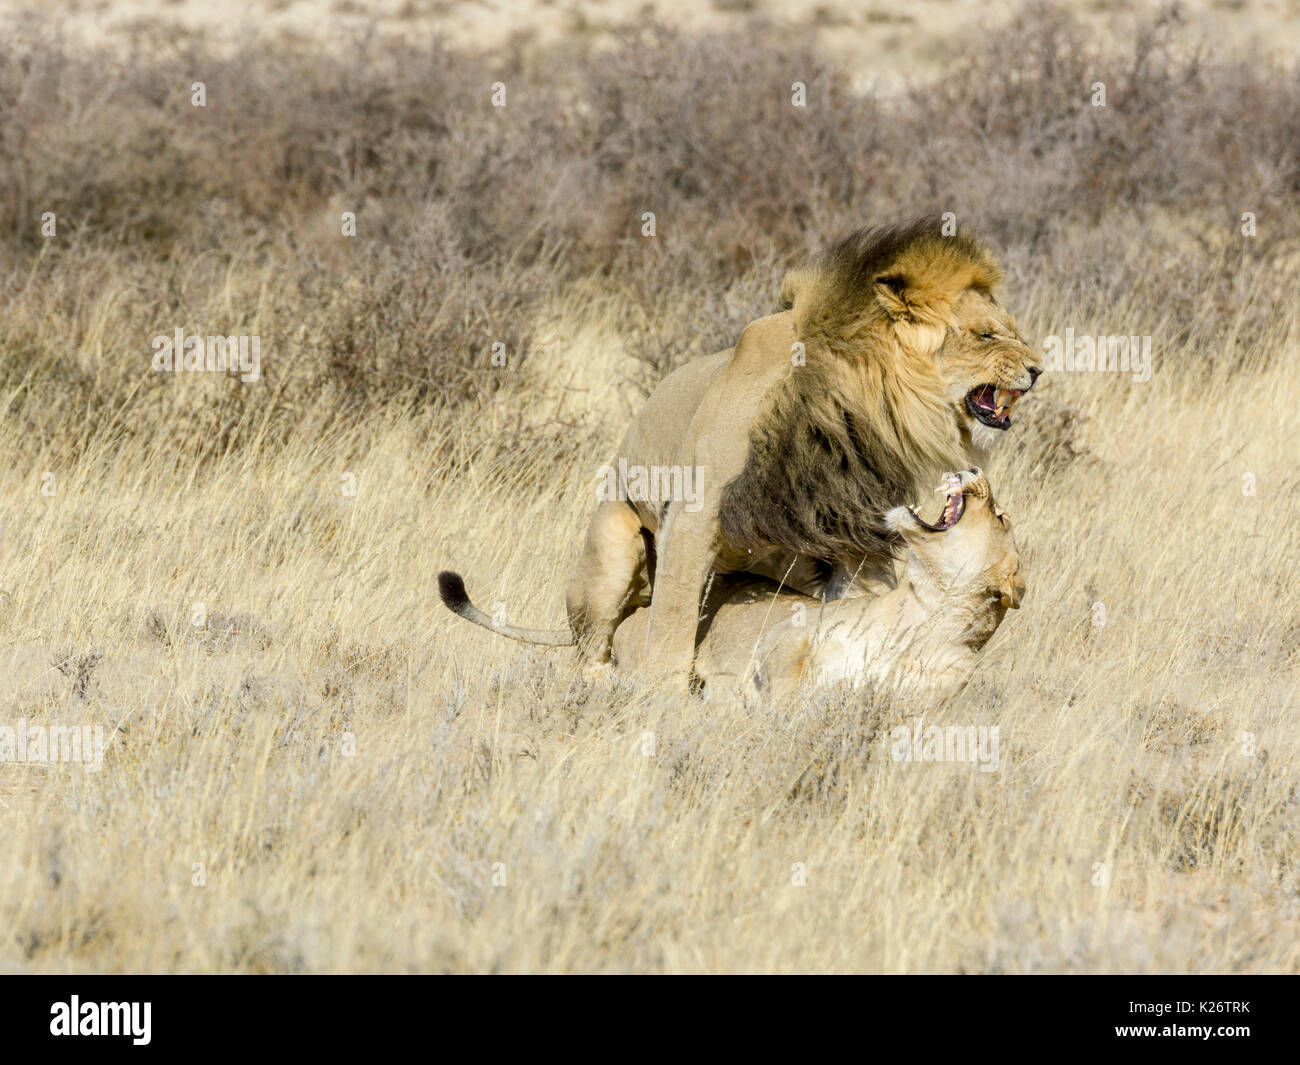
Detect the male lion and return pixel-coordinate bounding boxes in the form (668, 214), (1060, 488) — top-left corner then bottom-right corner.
(611, 467), (1024, 704)
(441, 221), (1041, 687)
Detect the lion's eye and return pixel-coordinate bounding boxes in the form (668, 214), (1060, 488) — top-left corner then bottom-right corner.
(978, 331), (997, 341)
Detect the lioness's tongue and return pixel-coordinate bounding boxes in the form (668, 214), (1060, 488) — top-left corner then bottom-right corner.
(934, 474), (963, 526)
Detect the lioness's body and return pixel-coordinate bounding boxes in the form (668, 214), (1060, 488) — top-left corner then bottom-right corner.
(611, 469), (1023, 703)
(568, 223), (1042, 686)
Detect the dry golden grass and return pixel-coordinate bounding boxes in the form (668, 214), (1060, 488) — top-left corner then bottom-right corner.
(0, 2), (1298, 973)
(2, 281), (1297, 973)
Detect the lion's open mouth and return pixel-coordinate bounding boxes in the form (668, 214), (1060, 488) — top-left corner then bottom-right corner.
(907, 473), (965, 532)
(965, 384), (1023, 430)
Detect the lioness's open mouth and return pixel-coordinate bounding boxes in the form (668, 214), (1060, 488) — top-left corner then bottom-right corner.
(965, 384), (1023, 430)
(907, 473), (966, 531)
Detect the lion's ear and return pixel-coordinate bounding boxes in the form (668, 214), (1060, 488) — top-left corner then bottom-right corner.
(874, 274), (912, 321)
(875, 263), (968, 330)
(779, 267), (809, 310)
(877, 274), (948, 358)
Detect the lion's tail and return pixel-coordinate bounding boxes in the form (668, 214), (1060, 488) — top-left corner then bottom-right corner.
(437, 571), (576, 647)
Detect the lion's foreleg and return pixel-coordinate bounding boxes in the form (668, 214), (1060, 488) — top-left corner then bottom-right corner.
(638, 499), (719, 690)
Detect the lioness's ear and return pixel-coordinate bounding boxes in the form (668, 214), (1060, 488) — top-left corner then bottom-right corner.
(999, 568), (1025, 610)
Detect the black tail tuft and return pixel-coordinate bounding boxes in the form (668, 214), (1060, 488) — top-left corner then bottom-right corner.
(438, 571), (470, 613)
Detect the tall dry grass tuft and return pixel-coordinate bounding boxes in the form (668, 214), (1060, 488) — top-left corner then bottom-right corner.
(0, 3), (1297, 972)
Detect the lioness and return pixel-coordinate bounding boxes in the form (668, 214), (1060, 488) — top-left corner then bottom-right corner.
(611, 467), (1024, 703)
(567, 221), (1040, 686)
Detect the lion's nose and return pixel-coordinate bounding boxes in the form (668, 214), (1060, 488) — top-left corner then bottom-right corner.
(1028, 366), (1043, 385)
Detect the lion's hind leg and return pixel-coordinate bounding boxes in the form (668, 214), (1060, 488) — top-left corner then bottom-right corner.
(566, 500), (649, 663)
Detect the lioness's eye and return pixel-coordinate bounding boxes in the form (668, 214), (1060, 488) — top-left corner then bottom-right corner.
(978, 331), (997, 341)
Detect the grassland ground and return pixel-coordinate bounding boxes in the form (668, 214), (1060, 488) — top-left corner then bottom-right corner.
(0, 2), (1297, 972)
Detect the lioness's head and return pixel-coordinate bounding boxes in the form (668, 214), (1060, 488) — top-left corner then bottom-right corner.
(885, 467), (1024, 612)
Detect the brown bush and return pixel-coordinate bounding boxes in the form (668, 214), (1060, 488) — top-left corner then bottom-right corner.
(0, 3), (1296, 468)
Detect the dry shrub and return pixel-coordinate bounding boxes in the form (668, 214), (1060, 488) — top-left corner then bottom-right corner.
(1, 3), (1296, 474)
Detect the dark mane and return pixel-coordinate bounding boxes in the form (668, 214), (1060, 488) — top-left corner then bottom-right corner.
(718, 386), (914, 567)
(723, 219), (999, 573)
